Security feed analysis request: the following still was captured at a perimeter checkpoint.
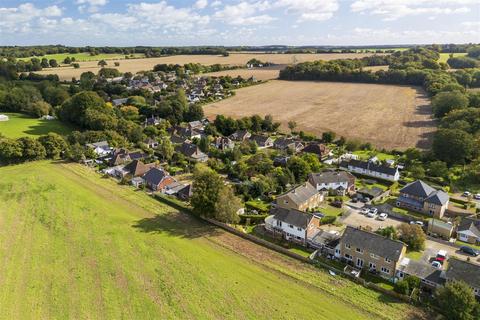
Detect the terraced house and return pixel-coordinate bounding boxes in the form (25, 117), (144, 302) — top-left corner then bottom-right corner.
(339, 227), (407, 281)
(396, 180), (449, 219)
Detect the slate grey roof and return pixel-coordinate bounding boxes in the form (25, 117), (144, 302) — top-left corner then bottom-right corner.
(303, 143), (330, 156)
(308, 171), (355, 186)
(340, 159), (398, 176)
(445, 259), (480, 288)
(457, 217), (480, 238)
(271, 207), (312, 229)
(250, 134), (272, 146)
(87, 140), (109, 149)
(229, 129), (250, 141)
(399, 260), (443, 285)
(176, 142), (208, 160)
(425, 190), (449, 205)
(143, 168), (168, 185)
(400, 180), (436, 198)
(341, 226), (406, 262)
(276, 183), (318, 207)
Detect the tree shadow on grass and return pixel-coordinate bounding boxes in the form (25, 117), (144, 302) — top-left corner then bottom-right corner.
(132, 211), (222, 240)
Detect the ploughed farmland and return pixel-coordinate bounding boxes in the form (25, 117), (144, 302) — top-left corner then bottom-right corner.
(204, 80), (435, 150)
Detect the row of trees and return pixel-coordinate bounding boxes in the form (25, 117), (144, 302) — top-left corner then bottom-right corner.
(213, 114), (280, 136)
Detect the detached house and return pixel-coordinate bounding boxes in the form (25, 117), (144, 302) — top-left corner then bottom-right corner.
(213, 136), (234, 150)
(250, 134), (274, 148)
(265, 207), (313, 245)
(396, 180), (449, 219)
(308, 171), (356, 196)
(456, 217), (480, 245)
(340, 226), (407, 280)
(176, 142), (209, 162)
(303, 143), (330, 160)
(143, 168), (175, 191)
(229, 129), (251, 141)
(274, 137), (304, 153)
(124, 160), (156, 177)
(275, 182), (323, 211)
(86, 141), (111, 156)
(339, 159), (400, 182)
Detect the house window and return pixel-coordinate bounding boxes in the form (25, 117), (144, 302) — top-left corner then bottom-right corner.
(344, 254), (353, 261)
(381, 267), (390, 274)
(385, 258), (392, 263)
(289, 224), (294, 229)
(369, 262), (376, 270)
(296, 236), (302, 240)
(345, 244), (351, 249)
(276, 220), (282, 227)
(356, 258), (364, 268)
(356, 248), (364, 254)
(370, 253), (379, 259)
(297, 227), (302, 231)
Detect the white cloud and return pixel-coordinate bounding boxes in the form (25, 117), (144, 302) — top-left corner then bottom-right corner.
(214, 1), (275, 25)
(211, 1), (222, 7)
(77, 0), (108, 13)
(0, 3), (62, 31)
(194, 0), (208, 9)
(350, 0), (475, 20)
(275, 0), (339, 22)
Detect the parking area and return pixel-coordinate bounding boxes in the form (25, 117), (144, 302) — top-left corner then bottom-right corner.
(341, 208), (404, 230)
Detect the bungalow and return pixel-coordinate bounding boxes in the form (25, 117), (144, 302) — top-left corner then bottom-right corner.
(396, 259), (443, 290)
(443, 259), (480, 297)
(103, 165), (130, 178)
(213, 136), (234, 150)
(274, 137), (304, 153)
(124, 160), (156, 177)
(275, 182), (323, 211)
(176, 142), (209, 162)
(339, 159), (400, 182)
(339, 226), (407, 281)
(308, 171), (356, 196)
(86, 141), (111, 157)
(456, 217), (480, 245)
(229, 129), (251, 141)
(264, 207), (313, 245)
(303, 143), (331, 160)
(110, 149), (147, 166)
(143, 168), (176, 191)
(171, 126), (202, 140)
(396, 180), (449, 219)
(250, 134), (274, 148)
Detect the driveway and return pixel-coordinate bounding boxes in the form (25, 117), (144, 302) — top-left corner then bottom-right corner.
(341, 208), (480, 265)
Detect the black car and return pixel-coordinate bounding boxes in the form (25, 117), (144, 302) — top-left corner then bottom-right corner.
(460, 246), (480, 256)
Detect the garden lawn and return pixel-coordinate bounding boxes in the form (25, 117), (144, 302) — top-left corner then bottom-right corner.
(352, 150), (396, 162)
(0, 113), (72, 138)
(0, 162), (426, 319)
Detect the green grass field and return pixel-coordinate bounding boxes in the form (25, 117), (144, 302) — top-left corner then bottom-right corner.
(0, 162), (427, 319)
(438, 52), (467, 64)
(19, 52), (144, 62)
(0, 113), (72, 138)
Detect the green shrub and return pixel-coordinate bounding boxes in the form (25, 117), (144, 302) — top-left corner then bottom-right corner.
(320, 215), (336, 225)
(394, 280), (409, 295)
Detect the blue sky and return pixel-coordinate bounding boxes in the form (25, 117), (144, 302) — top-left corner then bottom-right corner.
(1, 0), (479, 46)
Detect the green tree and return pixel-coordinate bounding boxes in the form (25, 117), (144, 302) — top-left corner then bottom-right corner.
(38, 133), (68, 159)
(79, 71), (96, 90)
(214, 186), (241, 224)
(432, 91), (469, 118)
(98, 60), (107, 68)
(433, 129), (476, 165)
(435, 280), (480, 320)
(287, 156), (311, 182)
(18, 137), (46, 161)
(191, 166), (224, 217)
(428, 161), (449, 178)
(397, 224), (425, 251)
(322, 131), (336, 143)
(409, 164), (425, 180)
(49, 59), (58, 67)
(288, 120), (297, 133)
(158, 136), (174, 161)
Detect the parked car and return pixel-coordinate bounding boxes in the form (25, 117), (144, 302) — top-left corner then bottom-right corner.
(431, 261), (442, 269)
(369, 208), (378, 215)
(367, 211), (377, 218)
(410, 220), (424, 227)
(361, 208), (369, 215)
(460, 246), (480, 256)
(463, 191), (471, 197)
(474, 194), (480, 200)
(378, 213), (388, 221)
(436, 250), (448, 264)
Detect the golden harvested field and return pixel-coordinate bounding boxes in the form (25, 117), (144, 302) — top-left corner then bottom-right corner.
(36, 52), (380, 81)
(204, 80), (435, 150)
